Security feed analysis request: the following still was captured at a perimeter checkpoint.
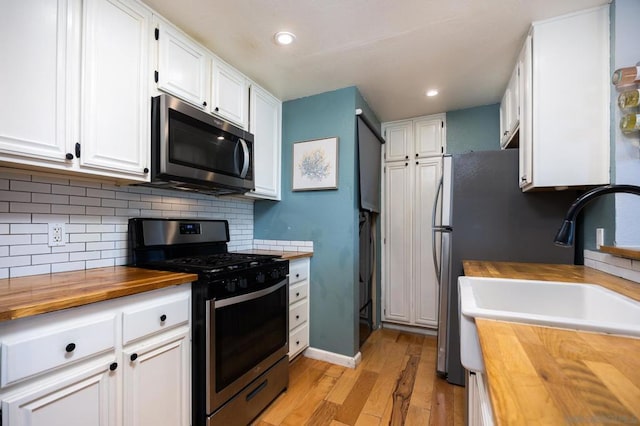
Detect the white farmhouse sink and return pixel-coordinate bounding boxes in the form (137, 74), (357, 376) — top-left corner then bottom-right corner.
(458, 277), (640, 372)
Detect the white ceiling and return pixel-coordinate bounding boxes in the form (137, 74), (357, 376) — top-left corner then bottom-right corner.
(141, 0), (609, 122)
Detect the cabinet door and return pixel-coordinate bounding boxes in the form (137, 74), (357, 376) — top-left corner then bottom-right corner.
(383, 161), (412, 323)
(248, 85), (282, 200)
(2, 362), (116, 426)
(413, 158), (441, 327)
(123, 331), (190, 426)
(414, 117), (443, 158)
(211, 60), (248, 128)
(80, 0), (150, 180)
(156, 20), (209, 108)
(0, 0), (77, 165)
(518, 34), (533, 188)
(383, 121), (412, 162)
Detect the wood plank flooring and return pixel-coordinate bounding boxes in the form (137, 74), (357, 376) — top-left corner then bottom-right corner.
(253, 328), (464, 426)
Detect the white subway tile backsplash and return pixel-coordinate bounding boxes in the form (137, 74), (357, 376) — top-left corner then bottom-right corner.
(10, 202), (50, 214)
(10, 180), (50, 193)
(0, 234), (31, 245)
(86, 259), (114, 269)
(584, 249), (640, 284)
(0, 255), (31, 268)
(32, 193), (69, 204)
(52, 184), (86, 196)
(11, 264), (50, 278)
(51, 261), (86, 273)
(0, 173), (255, 279)
(52, 205), (86, 215)
(69, 233), (101, 243)
(0, 190), (31, 202)
(32, 253), (69, 265)
(10, 224), (47, 234)
(10, 244), (50, 256)
(70, 251), (101, 261)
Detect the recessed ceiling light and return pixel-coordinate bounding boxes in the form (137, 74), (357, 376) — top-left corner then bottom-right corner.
(274, 31), (296, 46)
(426, 89), (439, 97)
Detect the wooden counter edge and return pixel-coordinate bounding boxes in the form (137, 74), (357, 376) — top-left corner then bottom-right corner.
(0, 267), (197, 323)
(236, 249), (313, 261)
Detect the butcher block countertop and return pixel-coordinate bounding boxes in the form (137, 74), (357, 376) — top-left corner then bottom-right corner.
(463, 261), (640, 425)
(237, 249), (313, 261)
(0, 267), (197, 323)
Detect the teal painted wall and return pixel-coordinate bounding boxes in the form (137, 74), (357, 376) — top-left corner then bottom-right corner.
(445, 104), (501, 154)
(254, 86), (371, 357)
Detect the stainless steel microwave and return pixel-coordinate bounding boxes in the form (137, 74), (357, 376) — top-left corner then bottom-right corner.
(148, 94), (254, 195)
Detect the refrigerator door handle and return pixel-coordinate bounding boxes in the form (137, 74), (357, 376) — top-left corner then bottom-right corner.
(431, 176), (444, 284)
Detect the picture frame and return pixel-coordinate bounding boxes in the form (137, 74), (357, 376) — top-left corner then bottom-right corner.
(292, 137), (339, 191)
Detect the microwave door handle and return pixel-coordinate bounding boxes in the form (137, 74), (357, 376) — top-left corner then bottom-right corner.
(239, 138), (250, 178)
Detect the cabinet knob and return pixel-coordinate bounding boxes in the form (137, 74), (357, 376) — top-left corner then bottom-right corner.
(296, 315), (300, 320)
(503, 130), (509, 136)
(296, 292), (300, 297)
(415, 153), (418, 157)
(215, 107), (219, 112)
(416, 161), (418, 165)
(405, 162), (408, 167)
(65, 153), (74, 160)
(521, 176), (527, 182)
(296, 340), (300, 346)
(160, 314), (167, 322)
(143, 167), (149, 173)
(75, 142), (81, 158)
(130, 353), (138, 362)
(65, 343), (76, 353)
(405, 155), (409, 160)
(203, 101), (207, 107)
(109, 362), (118, 371)
(296, 273), (300, 278)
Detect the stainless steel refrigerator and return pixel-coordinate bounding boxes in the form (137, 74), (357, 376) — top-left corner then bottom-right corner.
(432, 150), (576, 386)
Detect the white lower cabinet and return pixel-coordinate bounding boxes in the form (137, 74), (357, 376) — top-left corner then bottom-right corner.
(288, 258), (310, 359)
(467, 371), (494, 426)
(0, 285), (191, 426)
(123, 330), (190, 426)
(2, 361), (117, 426)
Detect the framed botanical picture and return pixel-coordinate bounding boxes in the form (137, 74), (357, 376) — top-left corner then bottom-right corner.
(292, 137), (339, 191)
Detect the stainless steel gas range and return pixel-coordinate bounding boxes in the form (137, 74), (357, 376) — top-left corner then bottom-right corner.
(129, 218), (289, 426)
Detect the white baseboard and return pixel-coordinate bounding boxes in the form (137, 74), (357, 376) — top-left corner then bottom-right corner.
(303, 347), (362, 369)
(382, 322), (438, 336)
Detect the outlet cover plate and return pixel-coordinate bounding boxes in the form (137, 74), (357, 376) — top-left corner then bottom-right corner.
(48, 223), (65, 247)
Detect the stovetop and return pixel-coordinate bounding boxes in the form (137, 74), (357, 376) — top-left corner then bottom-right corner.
(145, 252), (280, 274)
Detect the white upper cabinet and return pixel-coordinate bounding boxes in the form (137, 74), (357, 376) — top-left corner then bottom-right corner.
(155, 18), (209, 109)
(414, 116), (445, 158)
(0, 0), (76, 165)
(0, 0), (151, 182)
(500, 63), (520, 148)
(383, 120), (413, 162)
(211, 60), (249, 129)
(248, 84), (282, 200)
(80, 0), (151, 178)
(519, 6), (610, 190)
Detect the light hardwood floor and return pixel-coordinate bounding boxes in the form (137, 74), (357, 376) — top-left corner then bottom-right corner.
(253, 328), (465, 426)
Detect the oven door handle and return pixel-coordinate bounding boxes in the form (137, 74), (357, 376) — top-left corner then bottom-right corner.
(213, 279), (287, 309)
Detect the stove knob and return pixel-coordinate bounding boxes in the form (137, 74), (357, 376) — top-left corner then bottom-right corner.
(270, 269), (279, 279)
(256, 272), (265, 283)
(238, 277), (248, 289)
(225, 280), (236, 293)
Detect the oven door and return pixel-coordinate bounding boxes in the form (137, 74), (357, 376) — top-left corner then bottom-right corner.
(206, 278), (288, 414)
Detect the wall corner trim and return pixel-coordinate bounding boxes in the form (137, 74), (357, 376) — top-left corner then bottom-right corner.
(303, 347), (362, 369)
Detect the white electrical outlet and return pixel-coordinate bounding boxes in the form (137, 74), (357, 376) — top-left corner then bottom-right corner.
(48, 223), (66, 247)
(596, 228), (605, 249)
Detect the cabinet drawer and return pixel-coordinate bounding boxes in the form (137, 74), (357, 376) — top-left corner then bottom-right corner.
(122, 294), (189, 345)
(289, 324), (309, 359)
(289, 300), (308, 331)
(289, 261), (308, 284)
(289, 281), (308, 305)
(1, 316), (116, 388)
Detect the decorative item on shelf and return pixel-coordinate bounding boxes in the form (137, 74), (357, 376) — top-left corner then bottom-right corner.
(292, 137), (339, 191)
(619, 113), (640, 133)
(612, 65), (640, 88)
(618, 89), (640, 109)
